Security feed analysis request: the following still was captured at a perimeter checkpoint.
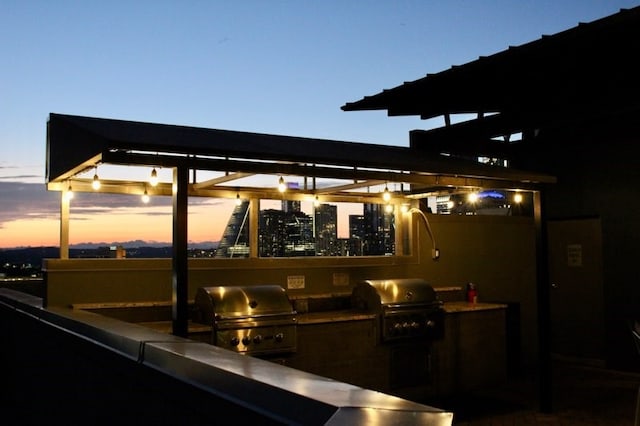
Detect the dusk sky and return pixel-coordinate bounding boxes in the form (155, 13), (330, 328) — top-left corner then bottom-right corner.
(2, 1), (638, 248)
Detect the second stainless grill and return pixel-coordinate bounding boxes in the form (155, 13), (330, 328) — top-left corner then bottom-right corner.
(194, 285), (297, 356)
(351, 278), (445, 342)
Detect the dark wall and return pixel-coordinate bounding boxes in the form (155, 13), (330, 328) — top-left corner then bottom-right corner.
(522, 118), (640, 370)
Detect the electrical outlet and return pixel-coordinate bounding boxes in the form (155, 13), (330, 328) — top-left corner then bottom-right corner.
(287, 275), (305, 289)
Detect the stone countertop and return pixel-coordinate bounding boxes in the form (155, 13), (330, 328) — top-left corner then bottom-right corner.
(442, 301), (508, 313)
(296, 309), (376, 325)
(295, 301), (507, 325)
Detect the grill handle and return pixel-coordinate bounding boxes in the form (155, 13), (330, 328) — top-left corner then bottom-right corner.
(214, 311), (297, 321)
(383, 301), (443, 310)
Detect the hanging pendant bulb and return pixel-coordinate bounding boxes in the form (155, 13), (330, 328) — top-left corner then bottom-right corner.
(149, 168), (159, 187)
(92, 170), (101, 190)
(514, 192), (523, 204)
(64, 185), (74, 201)
(141, 189), (150, 204)
(278, 176), (286, 193)
(235, 192), (242, 206)
(314, 195), (320, 207)
(382, 184), (391, 203)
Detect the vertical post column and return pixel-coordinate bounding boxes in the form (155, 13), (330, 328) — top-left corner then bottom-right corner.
(60, 190), (70, 260)
(534, 188), (552, 413)
(249, 197), (259, 258)
(172, 166), (189, 337)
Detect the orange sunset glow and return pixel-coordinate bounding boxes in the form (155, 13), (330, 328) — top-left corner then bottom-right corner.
(0, 195), (358, 248)
(0, 200), (235, 248)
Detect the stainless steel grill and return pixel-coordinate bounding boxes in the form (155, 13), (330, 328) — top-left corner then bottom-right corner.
(194, 285), (297, 356)
(351, 278), (444, 343)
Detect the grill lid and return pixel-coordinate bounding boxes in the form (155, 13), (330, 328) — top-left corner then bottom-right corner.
(352, 278), (439, 310)
(195, 285), (295, 324)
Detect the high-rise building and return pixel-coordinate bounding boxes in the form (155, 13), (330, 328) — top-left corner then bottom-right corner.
(215, 200), (250, 258)
(363, 204), (395, 255)
(282, 200), (301, 213)
(314, 204), (338, 256)
(283, 211), (315, 257)
(348, 214), (365, 256)
(259, 209), (287, 257)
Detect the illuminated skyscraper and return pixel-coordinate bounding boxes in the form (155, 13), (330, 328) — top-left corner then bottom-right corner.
(314, 204), (338, 256)
(215, 200), (250, 258)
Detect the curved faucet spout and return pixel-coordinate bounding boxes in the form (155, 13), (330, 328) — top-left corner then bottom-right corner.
(408, 207), (440, 260)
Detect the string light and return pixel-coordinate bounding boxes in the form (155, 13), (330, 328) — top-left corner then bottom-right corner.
(235, 192), (242, 206)
(141, 188), (150, 204)
(278, 176), (286, 193)
(64, 185), (74, 201)
(514, 192), (523, 204)
(92, 168), (101, 190)
(382, 184), (391, 203)
(149, 168), (159, 187)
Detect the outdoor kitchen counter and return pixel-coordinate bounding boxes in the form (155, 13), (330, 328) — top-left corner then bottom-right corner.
(296, 309), (375, 325)
(294, 302), (506, 324)
(443, 301), (508, 313)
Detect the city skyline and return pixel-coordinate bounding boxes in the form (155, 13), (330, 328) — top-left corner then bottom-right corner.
(2, 1), (637, 248)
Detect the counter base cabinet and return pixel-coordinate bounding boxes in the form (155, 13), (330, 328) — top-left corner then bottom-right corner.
(286, 319), (391, 391)
(285, 306), (507, 400)
(285, 319), (442, 400)
(432, 308), (508, 395)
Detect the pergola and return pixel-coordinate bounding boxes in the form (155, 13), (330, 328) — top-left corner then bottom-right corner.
(46, 112), (554, 338)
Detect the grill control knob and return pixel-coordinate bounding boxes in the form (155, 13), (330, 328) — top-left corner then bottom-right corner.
(410, 321), (420, 329)
(242, 336), (251, 346)
(230, 337), (240, 346)
(253, 335), (263, 344)
(426, 320), (436, 329)
(275, 333), (284, 342)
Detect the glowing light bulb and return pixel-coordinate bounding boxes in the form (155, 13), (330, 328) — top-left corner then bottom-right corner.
(92, 173), (101, 190)
(314, 195), (320, 207)
(385, 203), (394, 214)
(149, 168), (159, 187)
(278, 176), (286, 193)
(382, 185), (391, 202)
(235, 193), (242, 206)
(64, 185), (74, 201)
(468, 192), (478, 203)
(141, 190), (150, 204)
(514, 193), (523, 204)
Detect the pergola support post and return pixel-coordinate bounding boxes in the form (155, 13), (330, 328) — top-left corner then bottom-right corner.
(59, 191), (70, 260)
(172, 166), (189, 337)
(534, 189), (552, 412)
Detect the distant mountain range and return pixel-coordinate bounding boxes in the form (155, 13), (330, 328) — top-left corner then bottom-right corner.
(67, 240), (219, 250)
(0, 241), (220, 274)
(2, 240), (219, 251)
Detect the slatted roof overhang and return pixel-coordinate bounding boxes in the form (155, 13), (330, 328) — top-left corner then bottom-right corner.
(341, 6), (640, 155)
(46, 113), (554, 200)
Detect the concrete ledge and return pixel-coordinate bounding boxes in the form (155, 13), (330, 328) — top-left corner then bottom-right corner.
(1, 288), (453, 425)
